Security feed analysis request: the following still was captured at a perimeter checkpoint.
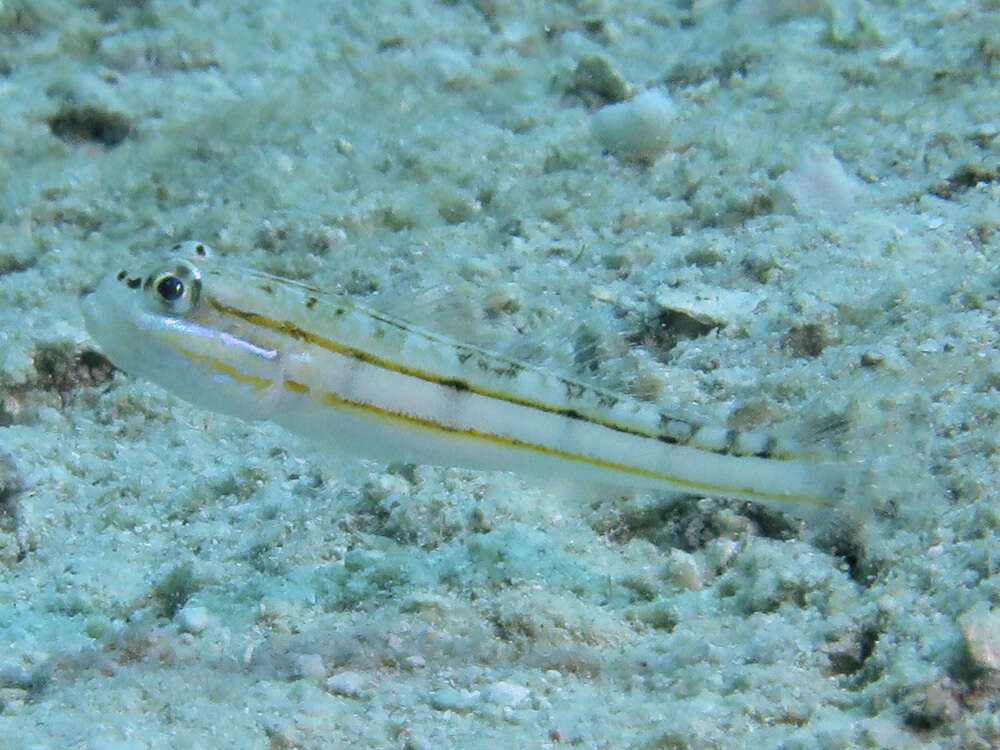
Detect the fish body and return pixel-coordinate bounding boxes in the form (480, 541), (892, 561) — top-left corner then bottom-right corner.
(82, 242), (844, 513)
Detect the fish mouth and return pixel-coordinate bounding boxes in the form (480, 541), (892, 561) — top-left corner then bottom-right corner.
(80, 275), (142, 372)
(80, 288), (101, 336)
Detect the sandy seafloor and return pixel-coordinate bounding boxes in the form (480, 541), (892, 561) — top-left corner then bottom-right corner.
(1, 0), (999, 747)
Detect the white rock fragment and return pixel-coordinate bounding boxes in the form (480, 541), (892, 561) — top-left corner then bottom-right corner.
(591, 89), (676, 162)
(705, 537), (740, 572)
(484, 681), (531, 708)
(325, 671), (369, 699)
(664, 548), (703, 591)
(740, 0), (823, 24)
(959, 607), (1000, 671)
(421, 43), (478, 89)
(429, 688), (479, 713)
(0, 531), (19, 568)
(654, 284), (762, 328)
(175, 605), (211, 634)
(877, 39), (919, 67)
(778, 146), (862, 216)
(0, 687), (28, 715)
(293, 653), (326, 680)
(404, 654), (427, 670)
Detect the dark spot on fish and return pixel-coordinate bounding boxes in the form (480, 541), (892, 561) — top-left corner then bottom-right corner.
(557, 408), (583, 420)
(276, 320), (306, 339)
(658, 414), (695, 443)
(306, 296), (318, 309)
(564, 381), (585, 400)
(725, 429), (739, 453)
(440, 378), (469, 391)
(258, 284), (274, 295)
(116, 270), (127, 281)
(493, 362), (523, 378)
(596, 393), (619, 409)
(126, 277), (142, 289)
(755, 436), (779, 460)
(195, 244), (207, 256)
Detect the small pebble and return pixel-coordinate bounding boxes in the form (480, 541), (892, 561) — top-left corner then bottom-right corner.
(591, 89), (676, 163)
(960, 607), (1000, 670)
(175, 605), (211, 634)
(484, 681), (530, 708)
(293, 653), (326, 680)
(0, 451), (24, 504)
(654, 284), (761, 329)
(325, 671), (369, 699)
(0, 687), (28, 715)
(705, 538), (739, 572)
(568, 56), (630, 106)
(404, 654), (427, 670)
(664, 548), (703, 590)
(429, 688), (479, 713)
(778, 146), (862, 216)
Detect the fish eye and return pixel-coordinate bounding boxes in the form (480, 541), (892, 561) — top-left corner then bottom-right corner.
(156, 275), (185, 302)
(145, 260), (202, 314)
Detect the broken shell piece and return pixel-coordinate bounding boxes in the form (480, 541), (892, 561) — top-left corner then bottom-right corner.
(654, 284), (763, 328)
(778, 146), (863, 216)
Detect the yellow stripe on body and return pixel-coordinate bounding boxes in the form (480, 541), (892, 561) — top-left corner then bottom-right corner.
(313, 390), (826, 506)
(283, 379), (310, 394)
(207, 297), (777, 460)
(177, 315), (820, 505)
(176, 347), (273, 389)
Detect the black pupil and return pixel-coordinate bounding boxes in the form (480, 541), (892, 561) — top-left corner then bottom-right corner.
(157, 276), (184, 302)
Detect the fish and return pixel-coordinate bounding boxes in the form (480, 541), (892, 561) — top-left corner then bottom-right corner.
(81, 241), (846, 515)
